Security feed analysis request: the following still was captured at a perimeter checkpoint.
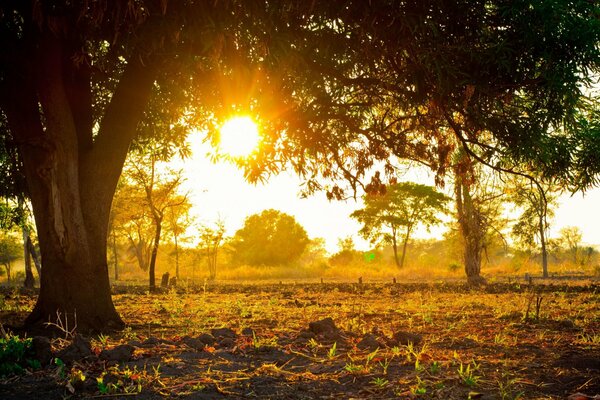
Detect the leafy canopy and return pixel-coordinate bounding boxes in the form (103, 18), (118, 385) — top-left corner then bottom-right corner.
(231, 209), (309, 266)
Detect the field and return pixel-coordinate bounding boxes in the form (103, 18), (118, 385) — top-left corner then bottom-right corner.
(0, 280), (599, 399)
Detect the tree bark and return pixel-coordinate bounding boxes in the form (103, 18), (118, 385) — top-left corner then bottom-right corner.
(539, 214), (548, 278)
(391, 226), (401, 268)
(22, 226), (35, 289)
(149, 219), (162, 291)
(455, 165), (485, 286)
(112, 230), (119, 282)
(399, 233), (410, 269)
(0, 27), (157, 332)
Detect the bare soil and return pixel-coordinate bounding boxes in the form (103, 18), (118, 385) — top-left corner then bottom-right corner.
(0, 281), (598, 399)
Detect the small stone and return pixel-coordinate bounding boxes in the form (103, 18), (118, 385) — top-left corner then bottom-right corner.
(357, 333), (380, 351)
(100, 344), (135, 362)
(127, 340), (143, 347)
(142, 337), (161, 346)
(182, 336), (206, 351)
(219, 338), (235, 347)
(309, 317), (337, 334)
(211, 328), (237, 339)
(241, 327), (255, 336)
(297, 330), (316, 340)
(32, 336), (53, 365)
(392, 331), (422, 346)
(56, 335), (93, 363)
(198, 333), (216, 346)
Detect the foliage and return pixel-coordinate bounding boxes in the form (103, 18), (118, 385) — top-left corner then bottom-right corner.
(351, 182), (449, 268)
(0, 231), (21, 282)
(198, 220), (226, 280)
(219, 1), (600, 199)
(0, 334), (39, 376)
(231, 209), (309, 266)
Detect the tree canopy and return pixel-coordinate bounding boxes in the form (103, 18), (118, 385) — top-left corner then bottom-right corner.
(231, 209), (309, 266)
(351, 182), (449, 268)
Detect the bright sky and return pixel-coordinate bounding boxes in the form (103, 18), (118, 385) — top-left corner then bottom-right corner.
(178, 132), (600, 253)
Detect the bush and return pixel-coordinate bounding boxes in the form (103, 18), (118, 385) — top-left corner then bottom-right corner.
(0, 334), (40, 376)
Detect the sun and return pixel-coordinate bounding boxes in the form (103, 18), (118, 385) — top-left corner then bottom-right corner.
(219, 116), (261, 157)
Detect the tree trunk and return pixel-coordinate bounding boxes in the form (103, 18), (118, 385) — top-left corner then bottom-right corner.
(0, 29), (156, 332)
(28, 237), (41, 278)
(539, 214), (548, 278)
(391, 226), (401, 268)
(174, 232), (180, 279)
(112, 230), (119, 281)
(22, 226), (35, 289)
(455, 166), (485, 286)
(399, 233), (410, 269)
(149, 219), (162, 291)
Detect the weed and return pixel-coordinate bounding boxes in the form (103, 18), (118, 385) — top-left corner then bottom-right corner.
(371, 377), (389, 388)
(429, 360), (441, 374)
(328, 342), (337, 359)
(458, 361), (481, 387)
(0, 333), (39, 376)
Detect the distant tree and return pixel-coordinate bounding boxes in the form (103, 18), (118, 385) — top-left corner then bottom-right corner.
(232, 210), (309, 266)
(452, 151), (510, 284)
(558, 226), (584, 265)
(351, 182), (449, 268)
(167, 203), (193, 280)
(329, 236), (360, 266)
(123, 153), (189, 291)
(300, 237), (328, 266)
(0, 232), (21, 283)
(198, 221), (226, 280)
(509, 177), (560, 277)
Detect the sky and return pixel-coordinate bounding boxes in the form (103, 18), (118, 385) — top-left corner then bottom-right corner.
(178, 133), (600, 254)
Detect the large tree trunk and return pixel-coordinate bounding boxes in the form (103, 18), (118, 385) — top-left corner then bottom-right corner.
(0, 28), (157, 332)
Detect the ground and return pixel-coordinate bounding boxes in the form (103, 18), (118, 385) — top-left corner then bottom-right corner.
(0, 280), (598, 399)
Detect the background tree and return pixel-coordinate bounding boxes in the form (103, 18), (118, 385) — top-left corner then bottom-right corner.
(123, 151), (190, 291)
(509, 177), (559, 277)
(167, 202), (193, 280)
(198, 221), (226, 281)
(0, 231), (21, 284)
(231, 210), (309, 266)
(558, 226), (584, 265)
(452, 152), (509, 284)
(351, 182), (449, 268)
(329, 237), (361, 267)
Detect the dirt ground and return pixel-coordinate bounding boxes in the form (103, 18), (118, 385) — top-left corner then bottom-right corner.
(0, 280), (598, 399)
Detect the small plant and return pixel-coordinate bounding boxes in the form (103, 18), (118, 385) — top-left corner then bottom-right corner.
(458, 361), (480, 387)
(343, 362), (363, 373)
(371, 377), (389, 388)
(379, 357), (392, 375)
(0, 334), (39, 376)
(328, 342), (337, 359)
(411, 376), (427, 395)
(429, 360), (441, 374)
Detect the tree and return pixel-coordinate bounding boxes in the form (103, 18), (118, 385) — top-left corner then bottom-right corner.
(452, 151), (510, 284)
(122, 152), (189, 291)
(558, 226), (584, 265)
(198, 221), (226, 280)
(1, 1), (598, 331)
(231, 210), (309, 266)
(0, 231), (21, 284)
(167, 202), (193, 280)
(509, 177), (560, 277)
(351, 182), (449, 268)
